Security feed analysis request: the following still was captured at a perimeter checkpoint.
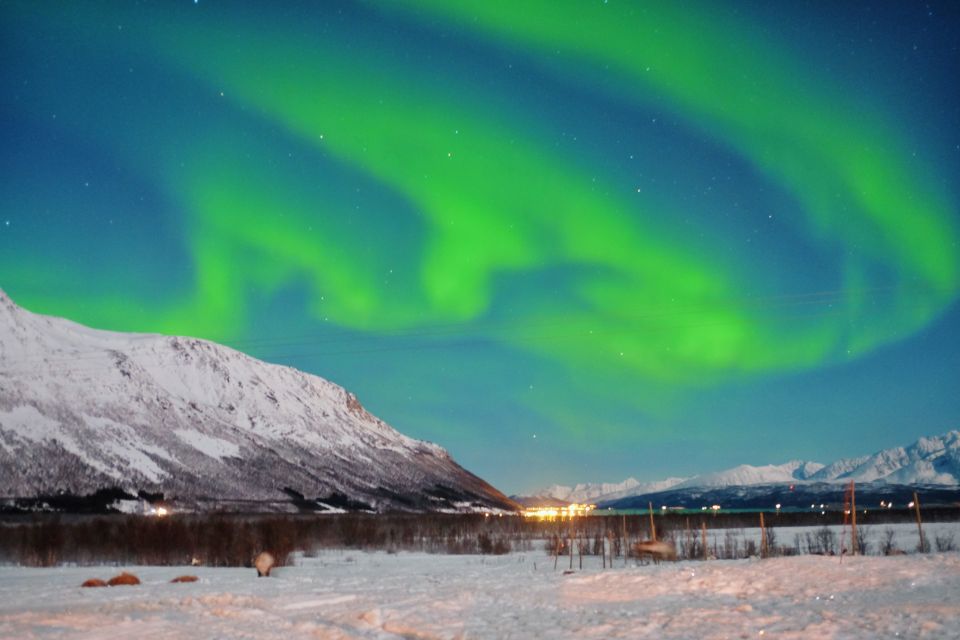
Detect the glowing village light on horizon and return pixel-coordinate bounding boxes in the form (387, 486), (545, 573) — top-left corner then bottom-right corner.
(522, 503), (596, 520)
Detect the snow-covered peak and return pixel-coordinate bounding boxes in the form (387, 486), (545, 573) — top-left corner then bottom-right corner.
(528, 431), (959, 505)
(0, 290), (513, 512)
(809, 430), (960, 484)
(673, 460), (823, 490)
(0, 289), (157, 364)
(534, 476), (689, 504)
(538, 478), (643, 504)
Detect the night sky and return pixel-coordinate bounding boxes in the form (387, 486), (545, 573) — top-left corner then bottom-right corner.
(2, 1), (959, 493)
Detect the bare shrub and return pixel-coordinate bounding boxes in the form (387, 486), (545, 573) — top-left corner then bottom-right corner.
(855, 525), (871, 556)
(721, 530), (741, 559)
(935, 531), (956, 552)
(764, 527), (779, 557)
(477, 532), (494, 554)
(592, 534), (603, 556)
(881, 528), (900, 556)
(807, 526), (837, 555)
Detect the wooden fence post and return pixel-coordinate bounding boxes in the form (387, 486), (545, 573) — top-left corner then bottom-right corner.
(760, 512), (767, 559)
(850, 481), (857, 556)
(648, 502), (657, 542)
(913, 491), (925, 553)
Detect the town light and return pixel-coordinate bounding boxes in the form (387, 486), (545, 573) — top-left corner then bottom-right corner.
(522, 503), (595, 520)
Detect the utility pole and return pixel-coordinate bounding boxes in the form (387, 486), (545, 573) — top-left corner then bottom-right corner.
(760, 512), (767, 559)
(648, 502), (657, 541)
(850, 481), (857, 556)
(913, 491), (925, 553)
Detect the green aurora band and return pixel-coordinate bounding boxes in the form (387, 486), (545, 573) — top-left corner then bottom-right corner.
(1, 1), (958, 456)
(153, 2), (959, 384)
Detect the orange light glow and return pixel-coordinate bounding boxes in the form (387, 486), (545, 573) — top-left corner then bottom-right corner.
(522, 503), (596, 520)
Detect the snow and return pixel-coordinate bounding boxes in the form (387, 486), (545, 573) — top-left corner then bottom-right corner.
(85, 416), (172, 483)
(173, 429), (241, 461)
(810, 431), (960, 484)
(541, 477), (690, 504)
(675, 462), (817, 490)
(0, 405), (72, 448)
(0, 405), (104, 474)
(1, 549), (959, 638)
(533, 431), (960, 505)
(0, 289), (513, 511)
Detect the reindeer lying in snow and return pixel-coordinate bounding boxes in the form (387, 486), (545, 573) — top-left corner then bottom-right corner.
(632, 540), (677, 564)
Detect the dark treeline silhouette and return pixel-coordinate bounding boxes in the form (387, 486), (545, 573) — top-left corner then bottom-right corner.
(0, 508), (955, 567)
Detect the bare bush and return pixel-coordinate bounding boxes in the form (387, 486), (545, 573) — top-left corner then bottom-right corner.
(855, 525), (871, 556)
(881, 528), (901, 556)
(764, 527), (779, 557)
(805, 526), (837, 555)
(935, 531), (956, 552)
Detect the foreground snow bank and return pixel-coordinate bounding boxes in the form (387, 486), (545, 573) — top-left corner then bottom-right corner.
(1, 552), (958, 639)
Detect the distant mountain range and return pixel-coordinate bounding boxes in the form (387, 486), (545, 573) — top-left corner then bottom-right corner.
(521, 431), (960, 506)
(532, 477), (689, 505)
(0, 289), (517, 513)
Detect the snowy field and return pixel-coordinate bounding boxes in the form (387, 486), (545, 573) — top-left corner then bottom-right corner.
(2, 548), (960, 639)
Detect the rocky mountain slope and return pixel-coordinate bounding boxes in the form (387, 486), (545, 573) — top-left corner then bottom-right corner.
(0, 289), (517, 512)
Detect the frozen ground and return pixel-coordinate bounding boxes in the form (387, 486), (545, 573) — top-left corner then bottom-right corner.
(1, 549), (959, 639)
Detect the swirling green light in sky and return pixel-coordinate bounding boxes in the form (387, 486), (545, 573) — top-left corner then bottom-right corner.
(126, 2), (958, 386)
(2, 1), (959, 487)
(378, 0), (959, 322)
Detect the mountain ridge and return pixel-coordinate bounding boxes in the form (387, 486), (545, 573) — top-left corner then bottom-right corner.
(0, 289), (517, 512)
(525, 431), (960, 505)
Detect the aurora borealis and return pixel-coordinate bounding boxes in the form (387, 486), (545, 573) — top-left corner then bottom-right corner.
(2, 1), (959, 491)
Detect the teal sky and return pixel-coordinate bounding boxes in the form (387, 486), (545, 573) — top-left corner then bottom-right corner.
(2, 1), (959, 493)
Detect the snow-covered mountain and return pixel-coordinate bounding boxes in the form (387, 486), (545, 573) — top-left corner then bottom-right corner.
(529, 433), (959, 505)
(534, 477), (688, 504)
(808, 432), (960, 485)
(672, 460), (825, 490)
(0, 290), (516, 512)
